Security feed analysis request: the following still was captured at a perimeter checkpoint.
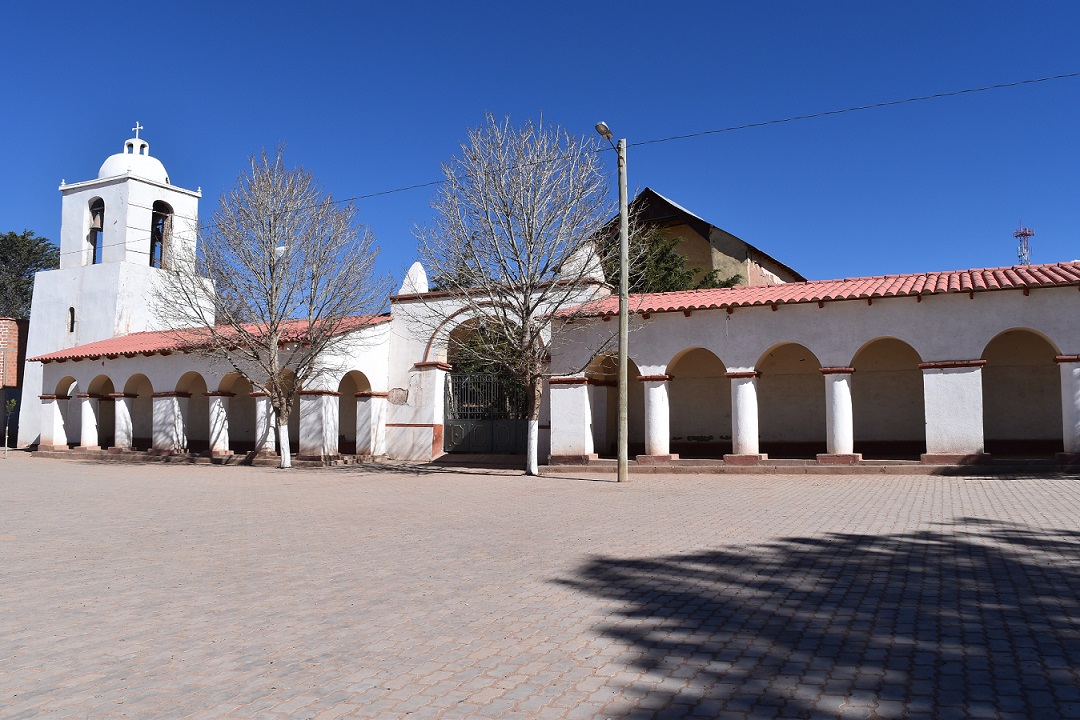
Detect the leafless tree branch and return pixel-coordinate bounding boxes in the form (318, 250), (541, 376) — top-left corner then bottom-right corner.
(413, 114), (620, 474)
(156, 147), (391, 467)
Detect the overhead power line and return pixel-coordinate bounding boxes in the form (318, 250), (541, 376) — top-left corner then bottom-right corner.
(66, 70), (1076, 238)
(353, 179), (444, 201)
(629, 71), (1080, 148)
(339, 71), (1079, 206)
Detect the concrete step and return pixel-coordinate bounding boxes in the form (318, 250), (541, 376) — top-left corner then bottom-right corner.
(27, 449), (1079, 475)
(539, 455), (1080, 476)
(30, 449), (383, 469)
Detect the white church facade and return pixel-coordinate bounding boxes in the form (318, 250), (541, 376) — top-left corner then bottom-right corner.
(20, 134), (1080, 466)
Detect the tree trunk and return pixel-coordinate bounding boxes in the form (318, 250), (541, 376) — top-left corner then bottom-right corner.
(525, 373), (543, 475)
(278, 418), (292, 468)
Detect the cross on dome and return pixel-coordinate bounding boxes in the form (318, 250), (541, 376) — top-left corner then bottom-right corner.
(97, 126), (169, 183)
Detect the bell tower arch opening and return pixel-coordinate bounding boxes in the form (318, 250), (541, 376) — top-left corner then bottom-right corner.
(150, 201), (174, 269)
(87, 198), (105, 265)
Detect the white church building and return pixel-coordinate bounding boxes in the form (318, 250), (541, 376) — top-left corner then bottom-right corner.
(19, 133), (1080, 466)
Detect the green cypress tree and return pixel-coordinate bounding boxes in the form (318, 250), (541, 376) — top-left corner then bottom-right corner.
(0, 230), (59, 318)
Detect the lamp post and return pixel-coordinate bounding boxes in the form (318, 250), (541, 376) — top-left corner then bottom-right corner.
(595, 122), (629, 483)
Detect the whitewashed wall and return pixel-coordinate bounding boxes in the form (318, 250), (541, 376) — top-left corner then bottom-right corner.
(549, 285), (1080, 455)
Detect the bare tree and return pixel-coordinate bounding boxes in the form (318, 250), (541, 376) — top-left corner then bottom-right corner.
(414, 114), (615, 474)
(3, 398), (15, 458)
(159, 148), (390, 467)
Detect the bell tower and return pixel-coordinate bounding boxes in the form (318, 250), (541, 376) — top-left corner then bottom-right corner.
(56, 125), (200, 273)
(18, 126), (202, 445)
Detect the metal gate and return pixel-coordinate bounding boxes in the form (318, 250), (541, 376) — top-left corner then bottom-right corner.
(444, 373), (528, 454)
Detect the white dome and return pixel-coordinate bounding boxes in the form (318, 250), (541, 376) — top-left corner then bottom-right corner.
(98, 137), (170, 184)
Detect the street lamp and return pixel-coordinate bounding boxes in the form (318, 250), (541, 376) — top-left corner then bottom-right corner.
(595, 122), (629, 483)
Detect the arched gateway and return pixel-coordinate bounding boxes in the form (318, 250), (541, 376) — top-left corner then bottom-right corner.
(442, 321), (528, 455)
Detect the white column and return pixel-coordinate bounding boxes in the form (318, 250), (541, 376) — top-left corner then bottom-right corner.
(355, 393), (373, 455)
(207, 393), (232, 455)
(727, 372), (763, 458)
(1058, 356), (1080, 454)
(112, 394), (134, 450)
(548, 377), (595, 461)
(75, 394), (99, 450)
(152, 393), (185, 453)
(175, 394), (190, 452)
(640, 375), (673, 458)
(384, 361), (449, 461)
(921, 361), (986, 460)
(418, 362), (448, 460)
(299, 391), (339, 459)
(38, 395), (68, 450)
(370, 393), (387, 456)
(253, 393), (277, 454)
(821, 368), (857, 458)
(355, 391), (388, 456)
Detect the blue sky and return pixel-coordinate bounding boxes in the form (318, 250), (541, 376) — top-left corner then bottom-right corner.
(2, 2), (1077, 284)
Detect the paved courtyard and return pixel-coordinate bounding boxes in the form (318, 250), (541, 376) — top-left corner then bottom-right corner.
(2, 455), (1079, 719)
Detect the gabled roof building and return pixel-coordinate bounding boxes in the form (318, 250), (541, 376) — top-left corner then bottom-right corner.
(629, 187), (804, 286)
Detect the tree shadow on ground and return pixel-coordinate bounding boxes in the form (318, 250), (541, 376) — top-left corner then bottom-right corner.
(559, 518), (1080, 719)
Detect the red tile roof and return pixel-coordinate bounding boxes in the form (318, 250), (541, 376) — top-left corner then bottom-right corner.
(30, 314), (391, 363)
(560, 261), (1080, 318)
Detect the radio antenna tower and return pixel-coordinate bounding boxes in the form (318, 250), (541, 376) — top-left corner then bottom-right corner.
(1014, 224), (1034, 265)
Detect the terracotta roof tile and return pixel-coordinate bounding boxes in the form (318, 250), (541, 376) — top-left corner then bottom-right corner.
(30, 314), (391, 363)
(559, 260), (1080, 318)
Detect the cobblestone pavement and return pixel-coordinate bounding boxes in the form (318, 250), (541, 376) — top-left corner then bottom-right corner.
(2, 454), (1079, 719)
